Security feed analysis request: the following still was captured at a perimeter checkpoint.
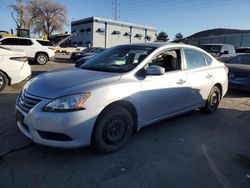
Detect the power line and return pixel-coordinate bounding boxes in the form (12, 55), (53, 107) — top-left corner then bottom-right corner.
(120, 0), (249, 18)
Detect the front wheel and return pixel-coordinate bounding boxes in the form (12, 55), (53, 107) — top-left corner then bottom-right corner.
(202, 86), (221, 114)
(93, 106), (134, 153)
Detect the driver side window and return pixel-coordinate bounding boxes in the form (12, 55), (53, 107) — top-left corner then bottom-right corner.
(149, 49), (182, 72)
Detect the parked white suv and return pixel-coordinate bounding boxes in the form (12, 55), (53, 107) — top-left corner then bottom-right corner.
(0, 37), (55, 65)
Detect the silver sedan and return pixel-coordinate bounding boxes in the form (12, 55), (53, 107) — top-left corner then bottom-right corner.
(16, 42), (228, 153)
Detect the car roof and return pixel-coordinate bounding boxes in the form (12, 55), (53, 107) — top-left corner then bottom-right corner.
(0, 36), (50, 42)
(202, 43), (232, 46)
(118, 42), (198, 49)
(236, 53), (250, 56)
(237, 47), (250, 49)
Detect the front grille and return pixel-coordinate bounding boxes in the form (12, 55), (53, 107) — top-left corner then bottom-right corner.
(17, 91), (43, 113)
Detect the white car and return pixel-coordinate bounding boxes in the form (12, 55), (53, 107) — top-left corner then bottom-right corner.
(201, 43), (236, 62)
(0, 46), (31, 91)
(16, 42), (228, 153)
(0, 37), (55, 65)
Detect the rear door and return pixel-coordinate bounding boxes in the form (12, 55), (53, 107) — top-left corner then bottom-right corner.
(0, 38), (34, 57)
(183, 48), (214, 107)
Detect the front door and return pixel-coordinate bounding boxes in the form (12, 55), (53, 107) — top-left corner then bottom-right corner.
(140, 49), (192, 124)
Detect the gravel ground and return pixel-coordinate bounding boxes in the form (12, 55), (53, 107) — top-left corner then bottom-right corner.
(0, 60), (249, 188)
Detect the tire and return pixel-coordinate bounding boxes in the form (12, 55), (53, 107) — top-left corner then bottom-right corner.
(93, 106), (134, 153)
(36, 53), (48, 65)
(0, 71), (7, 92)
(202, 86), (221, 114)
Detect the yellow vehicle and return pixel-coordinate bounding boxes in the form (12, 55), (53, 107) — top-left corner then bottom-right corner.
(51, 32), (84, 54)
(0, 29), (30, 38)
(0, 31), (15, 38)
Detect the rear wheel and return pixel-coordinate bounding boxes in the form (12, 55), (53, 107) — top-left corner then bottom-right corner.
(93, 106), (134, 153)
(0, 71), (7, 92)
(36, 53), (48, 65)
(202, 86), (221, 114)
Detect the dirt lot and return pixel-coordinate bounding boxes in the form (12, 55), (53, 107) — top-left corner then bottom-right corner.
(0, 61), (250, 188)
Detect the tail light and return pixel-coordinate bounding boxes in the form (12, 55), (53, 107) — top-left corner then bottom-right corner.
(224, 64), (229, 74)
(10, 57), (28, 62)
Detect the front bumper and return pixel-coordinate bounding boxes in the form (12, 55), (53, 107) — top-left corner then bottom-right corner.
(49, 55), (55, 61)
(15, 94), (102, 148)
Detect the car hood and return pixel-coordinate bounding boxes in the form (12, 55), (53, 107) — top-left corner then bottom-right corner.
(24, 67), (122, 98)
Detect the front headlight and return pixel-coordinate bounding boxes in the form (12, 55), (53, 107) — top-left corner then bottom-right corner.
(43, 93), (91, 112)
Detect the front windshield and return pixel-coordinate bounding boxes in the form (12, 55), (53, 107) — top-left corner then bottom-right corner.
(201, 45), (222, 53)
(80, 45), (156, 73)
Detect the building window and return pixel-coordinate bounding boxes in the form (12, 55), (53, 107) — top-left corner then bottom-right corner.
(86, 28), (91, 34)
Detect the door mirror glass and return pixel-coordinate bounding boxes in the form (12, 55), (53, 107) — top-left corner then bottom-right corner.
(146, 65), (165, 75)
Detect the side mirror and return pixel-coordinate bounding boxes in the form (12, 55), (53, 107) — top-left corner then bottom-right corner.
(146, 65), (165, 75)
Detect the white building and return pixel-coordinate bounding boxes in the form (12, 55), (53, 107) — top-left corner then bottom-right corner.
(71, 16), (157, 48)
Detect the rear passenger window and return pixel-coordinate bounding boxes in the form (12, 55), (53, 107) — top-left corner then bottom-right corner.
(204, 53), (212, 65)
(184, 49), (206, 69)
(18, 39), (33, 46)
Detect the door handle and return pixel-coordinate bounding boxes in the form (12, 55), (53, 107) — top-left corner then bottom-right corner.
(205, 74), (212, 79)
(176, 79), (186, 85)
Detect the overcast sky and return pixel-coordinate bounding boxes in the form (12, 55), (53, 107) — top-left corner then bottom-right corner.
(0, 0), (250, 39)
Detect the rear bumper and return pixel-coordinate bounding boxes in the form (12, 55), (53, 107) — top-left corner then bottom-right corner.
(9, 62), (31, 85)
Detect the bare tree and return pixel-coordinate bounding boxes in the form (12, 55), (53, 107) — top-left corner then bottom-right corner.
(9, 0), (67, 38)
(9, 0), (30, 29)
(156, 31), (169, 42)
(174, 33), (184, 43)
(29, 0), (67, 39)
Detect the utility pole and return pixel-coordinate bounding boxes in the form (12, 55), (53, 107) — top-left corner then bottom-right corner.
(113, 0), (119, 20)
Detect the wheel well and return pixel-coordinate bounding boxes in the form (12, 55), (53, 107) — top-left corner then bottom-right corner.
(0, 70), (11, 85)
(95, 100), (138, 132)
(35, 52), (49, 59)
(214, 83), (223, 99)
